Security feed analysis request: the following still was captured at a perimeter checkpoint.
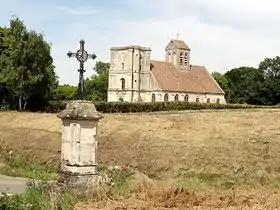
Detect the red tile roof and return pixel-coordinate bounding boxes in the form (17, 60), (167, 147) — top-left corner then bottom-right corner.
(150, 60), (224, 94)
(171, 39), (190, 50)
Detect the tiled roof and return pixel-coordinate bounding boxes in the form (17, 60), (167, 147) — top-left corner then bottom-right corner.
(150, 60), (224, 94)
(171, 39), (190, 50)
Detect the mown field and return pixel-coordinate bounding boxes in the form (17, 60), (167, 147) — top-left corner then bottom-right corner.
(1, 109), (280, 209)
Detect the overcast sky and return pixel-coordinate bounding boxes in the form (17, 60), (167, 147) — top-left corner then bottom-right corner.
(1, 0), (280, 85)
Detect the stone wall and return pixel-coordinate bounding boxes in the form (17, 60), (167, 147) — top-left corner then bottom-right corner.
(107, 90), (226, 104)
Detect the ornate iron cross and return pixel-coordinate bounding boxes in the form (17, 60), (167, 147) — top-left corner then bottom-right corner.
(67, 39), (97, 100)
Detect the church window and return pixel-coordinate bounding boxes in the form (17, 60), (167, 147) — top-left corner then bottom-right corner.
(175, 94), (179, 101)
(121, 78), (125, 90)
(121, 63), (124, 69)
(184, 52), (188, 66)
(180, 52), (183, 65)
(152, 94), (156, 102)
(184, 95), (189, 102)
(207, 98), (210, 103)
(216, 98), (220, 104)
(164, 94), (169, 102)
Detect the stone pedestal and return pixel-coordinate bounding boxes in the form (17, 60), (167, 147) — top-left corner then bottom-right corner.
(57, 100), (103, 190)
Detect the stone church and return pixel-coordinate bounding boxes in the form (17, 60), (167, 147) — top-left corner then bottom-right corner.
(107, 39), (226, 104)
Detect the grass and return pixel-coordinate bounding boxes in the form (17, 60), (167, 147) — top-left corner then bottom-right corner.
(1, 109), (280, 208)
(0, 181), (76, 210)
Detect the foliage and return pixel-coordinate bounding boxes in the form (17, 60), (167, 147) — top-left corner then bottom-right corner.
(43, 100), (272, 114)
(211, 72), (229, 100)
(51, 84), (78, 101)
(84, 61), (109, 102)
(0, 182), (76, 210)
(0, 17), (58, 111)
(258, 56), (280, 105)
(224, 66), (264, 104)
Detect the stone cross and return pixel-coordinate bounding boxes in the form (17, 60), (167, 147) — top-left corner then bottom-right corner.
(57, 100), (103, 191)
(67, 39), (97, 100)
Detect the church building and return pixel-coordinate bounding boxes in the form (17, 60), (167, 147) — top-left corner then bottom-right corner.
(107, 39), (226, 104)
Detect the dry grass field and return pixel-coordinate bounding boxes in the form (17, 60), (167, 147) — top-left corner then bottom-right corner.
(1, 109), (280, 209)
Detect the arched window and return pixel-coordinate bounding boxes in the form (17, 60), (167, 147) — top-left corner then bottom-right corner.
(180, 52), (183, 65)
(184, 52), (188, 66)
(184, 95), (189, 102)
(164, 94), (169, 102)
(151, 94), (156, 102)
(121, 63), (124, 69)
(207, 98), (210, 103)
(175, 94), (179, 101)
(121, 78), (125, 90)
(196, 98), (200, 103)
(216, 98), (220, 104)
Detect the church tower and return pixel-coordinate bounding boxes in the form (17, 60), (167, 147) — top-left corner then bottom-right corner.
(165, 38), (191, 70)
(107, 45), (152, 102)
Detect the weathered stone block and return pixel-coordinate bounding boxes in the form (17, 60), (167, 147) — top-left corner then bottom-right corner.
(57, 100), (103, 188)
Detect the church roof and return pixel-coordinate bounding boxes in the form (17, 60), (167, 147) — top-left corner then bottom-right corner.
(150, 60), (224, 94)
(171, 39), (190, 50)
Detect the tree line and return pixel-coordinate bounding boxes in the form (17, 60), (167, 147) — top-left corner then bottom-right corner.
(1, 17), (280, 112)
(211, 56), (280, 105)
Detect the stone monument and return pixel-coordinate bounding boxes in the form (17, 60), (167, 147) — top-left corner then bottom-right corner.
(56, 39), (102, 192)
(57, 100), (103, 190)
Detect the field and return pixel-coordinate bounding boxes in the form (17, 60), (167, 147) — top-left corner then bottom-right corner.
(1, 109), (280, 209)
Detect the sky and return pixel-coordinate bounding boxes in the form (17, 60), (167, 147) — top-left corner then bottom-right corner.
(1, 0), (280, 85)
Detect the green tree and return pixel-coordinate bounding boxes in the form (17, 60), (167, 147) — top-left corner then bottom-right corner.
(51, 84), (78, 101)
(211, 72), (229, 100)
(258, 56), (280, 105)
(84, 61), (109, 101)
(224, 66), (264, 104)
(0, 17), (58, 111)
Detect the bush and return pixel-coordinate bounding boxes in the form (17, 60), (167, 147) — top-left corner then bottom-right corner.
(42, 100), (271, 114)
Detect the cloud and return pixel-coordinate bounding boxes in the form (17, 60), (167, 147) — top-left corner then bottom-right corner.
(1, 0), (280, 85)
(56, 6), (99, 16)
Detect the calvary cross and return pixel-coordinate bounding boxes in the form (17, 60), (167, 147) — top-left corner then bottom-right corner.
(67, 39), (97, 100)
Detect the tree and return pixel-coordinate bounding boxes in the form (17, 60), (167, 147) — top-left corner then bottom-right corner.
(211, 72), (229, 100)
(258, 56), (280, 105)
(224, 66), (264, 104)
(0, 17), (58, 111)
(51, 84), (78, 101)
(84, 61), (109, 101)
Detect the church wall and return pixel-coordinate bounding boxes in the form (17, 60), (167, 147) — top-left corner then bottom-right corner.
(147, 91), (226, 104)
(108, 90), (226, 104)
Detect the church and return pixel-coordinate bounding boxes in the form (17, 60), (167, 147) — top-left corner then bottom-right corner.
(107, 38), (226, 104)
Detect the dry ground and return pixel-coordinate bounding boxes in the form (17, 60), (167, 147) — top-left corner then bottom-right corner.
(1, 109), (280, 209)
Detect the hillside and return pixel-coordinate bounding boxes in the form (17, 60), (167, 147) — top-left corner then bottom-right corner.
(1, 109), (280, 209)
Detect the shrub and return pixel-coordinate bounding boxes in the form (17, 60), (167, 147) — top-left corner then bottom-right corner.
(42, 100), (272, 114)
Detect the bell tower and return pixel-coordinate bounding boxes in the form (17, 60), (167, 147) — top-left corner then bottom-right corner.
(165, 38), (191, 70)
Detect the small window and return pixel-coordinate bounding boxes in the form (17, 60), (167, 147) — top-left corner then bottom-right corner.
(119, 97), (124, 102)
(216, 98), (220, 104)
(184, 95), (189, 102)
(121, 78), (125, 90)
(151, 94), (156, 102)
(175, 94), (179, 101)
(207, 98), (210, 103)
(164, 94), (169, 102)
(184, 52), (188, 65)
(121, 63), (124, 69)
(180, 53), (183, 65)
(196, 98), (200, 103)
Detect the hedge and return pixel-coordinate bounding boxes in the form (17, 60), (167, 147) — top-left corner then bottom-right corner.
(43, 100), (275, 114)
